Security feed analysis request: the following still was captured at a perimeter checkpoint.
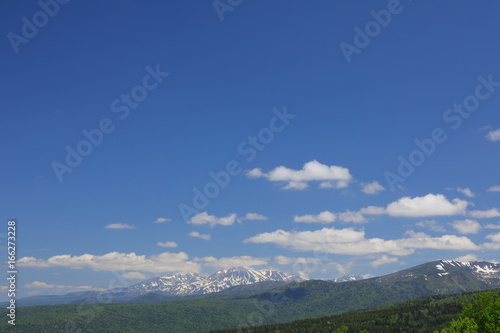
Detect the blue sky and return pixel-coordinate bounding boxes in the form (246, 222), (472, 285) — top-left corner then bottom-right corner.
(1, 0), (500, 299)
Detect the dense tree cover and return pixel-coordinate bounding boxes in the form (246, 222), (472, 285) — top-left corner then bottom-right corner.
(1, 285), (498, 332)
(435, 291), (500, 333)
(211, 290), (499, 333)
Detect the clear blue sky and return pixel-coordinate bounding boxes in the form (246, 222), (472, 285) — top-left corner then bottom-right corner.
(1, 0), (500, 299)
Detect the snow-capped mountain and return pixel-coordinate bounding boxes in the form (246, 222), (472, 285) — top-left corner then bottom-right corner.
(433, 260), (500, 282)
(13, 260), (499, 307)
(118, 267), (304, 296)
(333, 274), (367, 283)
(373, 260), (500, 293)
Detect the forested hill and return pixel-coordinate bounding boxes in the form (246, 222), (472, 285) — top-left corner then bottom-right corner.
(210, 289), (500, 333)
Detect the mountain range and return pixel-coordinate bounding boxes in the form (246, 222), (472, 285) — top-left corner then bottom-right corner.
(12, 259), (500, 307)
(3, 259), (500, 332)
(116, 267), (303, 296)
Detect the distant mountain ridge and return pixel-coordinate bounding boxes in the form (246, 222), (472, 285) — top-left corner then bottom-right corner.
(7, 260), (500, 332)
(116, 267), (304, 296)
(375, 260), (500, 286)
(333, 274), (368, 283)
(11, 260), (500, 307)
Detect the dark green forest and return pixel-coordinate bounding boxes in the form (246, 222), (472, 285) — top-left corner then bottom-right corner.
(1, 287), (498, 332)
(210, 289), (500, 333)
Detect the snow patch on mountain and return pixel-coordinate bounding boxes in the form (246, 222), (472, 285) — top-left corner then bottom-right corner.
(116, 267), (304, 296)
(436, 260), (500, 280)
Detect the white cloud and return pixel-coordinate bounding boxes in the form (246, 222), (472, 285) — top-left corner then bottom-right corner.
(189, 231), (211, 240)
(415, 220), (446, 232)
(487, 186), (500, 192)
(455, 254), (478, 262)
(485, 129), (500, 141)
(404, 230), (430, 238)
(486, 232), (500, 243)
(244, 227), (479, 256)
(157, 241), (178, 248)
(247, 160), (352, 190)
(105, 223), (136, 229)
(485, 224), (500, 229)
(274, 255), (330, 279)
(363, 194), (468, 217)
(18, 251), (201, 274)
(122, 272), (148, 280)
(294, 210), (366, 224)
(274, 255), (320, 266)
(338, 211), (367, 223)
(334, 262), (354, 276)
(189, 212), (237, 227)
(482, 242), (500, 250)
(362, 181), (386, 194)
(370, 255), (398, 267)
(457, 188), (475, 198)
(452, 219), (481, 234)
(294, 211), (336, 223)
(318, 181), (334, 189)
(25, 281), (104, 292)
(240, 213), (268, 221)
(154, 217), (171, 223)
(196, 256), (268, 269)
(469, 208), (500, 218)
(360, 206), (386, 215)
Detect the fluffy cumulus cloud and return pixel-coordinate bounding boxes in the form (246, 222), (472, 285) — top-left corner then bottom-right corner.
(239, 213), (269, 222)
(487, 185), (500, 192)
(415, 220), (446, 232)
(485, 232), (500, 243)
(483, 232), (500, 250)
(469, 208), (500, 218)
(294, 210), (366, 224)
(274, 255), (336, 278)
(154, 217), (171, 223)
(294, 211), (336, 223)
(18, 251), (201, 274)
(362, 194), (468, 217)
(451, 219), (481, 234)
(370, 255), (398, 268)
(247, 160), (352, 190)
(105, 223), (136, 229)
(189, 212), (237, 227)
(122, 272), (148, 280)
(189, 231), (211, 240)
(196, 256), (268, 269)
(485, 129), (500, 141)
(25, 281), (104, 292)
(455, 254), (478, 262)
(362, 181), (386, 194)
(456, 188), (475, 198)
(157, 241), (178, 248)
(360, 206), (386, 215)
(338, 211), (367, 223)
(244, 227), (479, 256)
(274, 255), (320, 266)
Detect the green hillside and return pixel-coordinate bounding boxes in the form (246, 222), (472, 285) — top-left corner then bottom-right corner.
(211, 289), (500, 333)
(1, 279), (498, 332)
